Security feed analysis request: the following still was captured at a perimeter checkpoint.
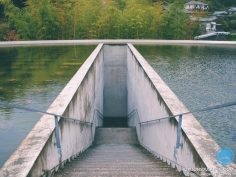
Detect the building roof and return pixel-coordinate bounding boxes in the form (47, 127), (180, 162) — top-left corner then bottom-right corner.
(185, 1), (208, 6)
(213, 11), (228, 16)
(227, 7), (236, 12)
(199, 16), (217, 22)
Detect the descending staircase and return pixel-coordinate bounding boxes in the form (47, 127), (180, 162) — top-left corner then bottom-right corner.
(54, 128), (184, 177)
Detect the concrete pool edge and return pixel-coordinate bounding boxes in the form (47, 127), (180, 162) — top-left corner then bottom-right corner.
(0, 39), (236, 47)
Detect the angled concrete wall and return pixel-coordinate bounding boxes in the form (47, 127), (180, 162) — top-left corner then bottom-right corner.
(127, 43), (236, 177)
(103, 45), (127, 118)
(0, 44), (104, 177)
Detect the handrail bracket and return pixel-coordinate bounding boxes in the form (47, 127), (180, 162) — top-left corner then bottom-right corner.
(174, 114), (183, 159)
(54, 116), (62, 161)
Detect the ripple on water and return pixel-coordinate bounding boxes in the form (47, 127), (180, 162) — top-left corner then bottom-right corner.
(0, 121), (12, 130)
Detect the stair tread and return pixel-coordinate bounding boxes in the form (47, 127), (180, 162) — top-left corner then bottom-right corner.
(54, 128), (184, 177)
(54, 145), (184, 177)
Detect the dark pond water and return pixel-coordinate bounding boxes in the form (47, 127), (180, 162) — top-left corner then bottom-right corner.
(135, 44), (236, 162)
(0, 45), (96, 168)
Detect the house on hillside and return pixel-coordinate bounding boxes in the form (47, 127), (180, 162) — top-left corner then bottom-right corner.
(212, 7), (236, 17)
(227, 7), (236, 15)
(195, 16), (230, 40)
(199, 16), (217, 33)
(184, 1), (209, 10)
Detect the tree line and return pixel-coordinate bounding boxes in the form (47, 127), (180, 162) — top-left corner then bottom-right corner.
(0, 0), (203, 40)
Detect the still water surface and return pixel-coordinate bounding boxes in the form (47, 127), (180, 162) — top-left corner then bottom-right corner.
(0, 45), (95, 168)
(136, 45), (236, 162)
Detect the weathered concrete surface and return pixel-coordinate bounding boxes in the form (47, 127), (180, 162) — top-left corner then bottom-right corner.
(1, 40), (236, 47)
(126, 43), (236, 177)
(0, 44), (104, 177)
(103, 45), (127, 118)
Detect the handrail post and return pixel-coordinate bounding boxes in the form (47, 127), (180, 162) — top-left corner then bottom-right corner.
(54, 116), (62, 161)
(174, 114), (183, 159)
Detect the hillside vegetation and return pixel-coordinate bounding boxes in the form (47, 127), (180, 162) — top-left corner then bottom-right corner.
(0, 0), (235, 40)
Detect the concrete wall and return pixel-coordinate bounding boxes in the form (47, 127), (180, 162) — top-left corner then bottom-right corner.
(103, 45), (127, 118)
(126, 43), (236, 176)
(0, 44), (104, 177)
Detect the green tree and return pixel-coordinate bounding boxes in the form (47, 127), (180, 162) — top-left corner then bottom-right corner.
(1, 0), (208, 40)
(160, 0), (188, 39)
(95, 1), (123, 39)
(26, 0), (59, 39)
(123, 0), (152, 38)
(149, 2), (165, 38)
(4, 0), (59, 40)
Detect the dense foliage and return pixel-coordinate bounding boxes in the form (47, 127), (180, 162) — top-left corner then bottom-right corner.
(0, 0), (203, 40)
(2, 0), (236, 40)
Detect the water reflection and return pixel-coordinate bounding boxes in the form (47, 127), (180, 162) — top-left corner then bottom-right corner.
(135, 45), (236, 162)
(0, 45), (95, 168)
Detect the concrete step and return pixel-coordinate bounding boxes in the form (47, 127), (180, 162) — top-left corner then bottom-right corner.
(55, 174), (182, 177)
(55, 168), (180, 174)
(93, 127), (139, 144)
(54, 144), (184, 177)
(55, 171), (182, 175)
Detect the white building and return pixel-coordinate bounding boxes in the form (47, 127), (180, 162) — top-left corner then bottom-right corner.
(227, 7), (236, 15)
(199, 16), (217, 33)
(185, 1), (209, 10)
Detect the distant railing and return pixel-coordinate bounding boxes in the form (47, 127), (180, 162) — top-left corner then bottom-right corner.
(138, 100), (236, 125)
(127, 109), (141, 124)
(92, 109), (104, 124)
(0, 101), (94, 125)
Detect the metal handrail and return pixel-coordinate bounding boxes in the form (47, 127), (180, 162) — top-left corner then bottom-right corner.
(127, 109), (141, 126)
(94, 109), (104, 119)
(0, 101), (94, 125)
(41, 109), (103, 177)
(127, 109), (137, 118)
(91, 109), (104, 125)
(139, 100), (236, 125)
(0, 100), (104, 162)
(126, 100), (236, 161)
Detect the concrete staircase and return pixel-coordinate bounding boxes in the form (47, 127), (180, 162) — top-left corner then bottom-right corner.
(54, 128), (184, 177)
